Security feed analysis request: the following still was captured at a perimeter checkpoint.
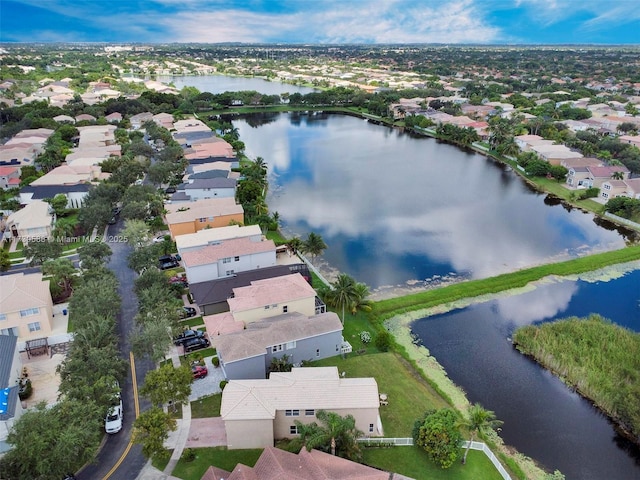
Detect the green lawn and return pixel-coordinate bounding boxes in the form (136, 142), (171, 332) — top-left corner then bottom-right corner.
(313, 352), (449, 437)
(191, 393), (221, 418)
(180, 316), (205, 328)
(172, 447), (263, 480)
(363, 446), (504, 480)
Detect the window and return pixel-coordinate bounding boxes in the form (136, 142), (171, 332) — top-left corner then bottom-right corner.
(0, 313), (6, 321)
(234, 256), (240, 261)
(0, 327), (18, 336)
(222, 257), (231, 264)
(272, 344), (283, 353)
(20, 308), (39, 317)
(601, 193), (609, 199)
(316, 348), (320, 357)
(264, 305), (270, 310)
(28, 322), (41, 332)
(198, 217), (207, 222)
(290, 425), (299, 435)
(369, 424), (374, 433)
(282, 305), (288, 313)
(225, 270), (235, 276)
(604, 184), (611, 190)
(305, 409), (315, 416)
(286, 341), (296, 350)
(285, 409), (300, 417)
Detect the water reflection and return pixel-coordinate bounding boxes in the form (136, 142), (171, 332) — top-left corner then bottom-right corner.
(234, 113), (628, 288)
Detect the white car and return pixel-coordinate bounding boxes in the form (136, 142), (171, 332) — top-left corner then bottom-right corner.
(105, 399), (123, 434)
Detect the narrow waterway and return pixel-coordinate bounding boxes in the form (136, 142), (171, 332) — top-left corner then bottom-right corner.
(412, 268), (640, 480)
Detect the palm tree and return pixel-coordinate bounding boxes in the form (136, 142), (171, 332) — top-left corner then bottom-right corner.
(293, 410), (363, 460)
(325, 273), (357, 324)
(350, 282), (373, 315)
(460, 403), (503, 465)
(611, 171), (625, 180)
(287, 236), (303, 255)
(302, 232), (327, 261)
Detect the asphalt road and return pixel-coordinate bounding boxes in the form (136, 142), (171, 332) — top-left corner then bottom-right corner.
(76, 219), (155, 480)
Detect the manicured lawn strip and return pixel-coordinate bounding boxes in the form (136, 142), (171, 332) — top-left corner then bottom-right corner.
(179, 348), (217, 365)
(265, 230), (287, 244)
(363, 446), (504, 480)
(191, 393), (221, 418)
(313, 352), (449, 437)
(152, 449), (173, 471)
(180, 317), (205, 328)
(372, 245), (640, 320)
(513, 314), (640, 440)
(172, 447), (263, 480)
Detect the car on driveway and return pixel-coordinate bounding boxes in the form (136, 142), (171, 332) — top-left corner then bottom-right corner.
(179, 306), (197, 318)
(105, 398), (123, 434)
(192, 364), (208, 379)
(183, 336), (210, 353)
(158, 254), (180, 270)
(174, 328), (204, 346)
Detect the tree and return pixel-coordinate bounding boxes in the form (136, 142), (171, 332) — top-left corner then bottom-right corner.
(47, 193), (69, 216)
(525, 159), (551, 177)
(122, 219), (150, 249)
(549, 165), (569, 182)
(459, 403), (502, 464)
(269, 354), (293, 373)
(0, 248), (10, 272)
(292, 410), (363, 460)
(78, 240), (112, 266)
(130, 317), (175, 364)
(324, 273), (357, 324)
(140, 363), (193, 411)
(611, 170), (625, 181)
(132, 407), (177, 459)
(351, 282), (373, 315)
(23, 240), (63, 266)
(42, 257), (76, 299)
(287, 236), (303, 254)
(302, 232), (327, 261)
(414, 409), (463, 469)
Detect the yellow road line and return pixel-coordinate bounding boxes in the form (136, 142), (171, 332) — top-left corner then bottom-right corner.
(102, 352), (140, 480)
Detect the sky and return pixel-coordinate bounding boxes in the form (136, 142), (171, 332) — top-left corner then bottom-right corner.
(1, 0), (639, 45)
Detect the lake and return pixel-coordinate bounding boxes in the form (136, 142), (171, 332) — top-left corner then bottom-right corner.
(155, 74), (317, 95)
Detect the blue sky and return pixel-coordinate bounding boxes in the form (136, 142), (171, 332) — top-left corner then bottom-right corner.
(1, 0), (639, 44)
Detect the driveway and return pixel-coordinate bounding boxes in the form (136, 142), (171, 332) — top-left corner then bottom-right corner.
(186, 417), (227, 448)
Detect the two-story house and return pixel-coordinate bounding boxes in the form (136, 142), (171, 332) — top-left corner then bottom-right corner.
(3, 201), (54, 242)
(182, 236), (277, 284)
(0, 272), (54, 342)
(164, 197), (245, 238)
(175, 224), (263, 254)
(221, 367), (382, 449)
(214, 311), (345, 380)
(600, 178), (640, 202)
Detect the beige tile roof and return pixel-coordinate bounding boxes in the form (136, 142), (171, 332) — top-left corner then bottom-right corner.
(221, 366), (379, 421)
(181, 236), (275, 268)
(6, 200), (52, 230)
(0, 272), (52, 313)
(213, 311), (342, 363)
(165, 197), (243, 226)
(227, 273), (315, 312)
(175, 224), (262, 250)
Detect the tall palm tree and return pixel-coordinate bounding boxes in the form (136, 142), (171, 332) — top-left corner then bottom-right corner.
(460, 403), (503, 464)
(293, 410), (363, 460)
(287, 236), (303, 255)
(302, 232), (327, 261)
(350, 282), (373, 315)
(325, 273), (357, 324)
(611, 171), (625, 180)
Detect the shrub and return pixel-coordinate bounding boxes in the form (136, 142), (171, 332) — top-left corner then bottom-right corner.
(18, 379), (32, 400)
(375, 331), (392, 352)
(181, 448), (196, 462)
(212, 356), (220, 367)
(359, 331), (371, 344)
(219, 380), (228, 391)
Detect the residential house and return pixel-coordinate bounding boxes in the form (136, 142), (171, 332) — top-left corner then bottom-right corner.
(226, 272), (322, 324)
(170, 177), (237, 203)
(182, 235), (277, 284)
(175, 224), (263, 254)
(529, 144), (583, 164)
(53, 114), (76, 123)
(164, 197), (244, 238)
(152, 112), (174, 130)
(221, 367), (382, 449)
(3, 201), (53, 242)
(201, 446), (390, 480)
(566, 162), (628, 189)
(514, 134), (555, 152)
(130, 112), (153, 129)
(75, 114), (96, 123)
(0, 272), (54, 341)
(105, 112), (123, 123)
(619, 135), (640, 148)
(0, 166), (20, 190)
(191, 264), (311, 316)
(600, 178), (640, 202)
(0, 335), (24, 454)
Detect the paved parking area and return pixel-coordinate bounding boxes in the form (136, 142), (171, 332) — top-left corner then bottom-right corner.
(185, 417), (227, 448)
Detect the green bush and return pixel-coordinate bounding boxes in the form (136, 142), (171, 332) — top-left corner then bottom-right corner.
(212, 356), (220, 367)
(181, 448), (196, 462)
(375, 331), (392, 352)
(18, 379), (32, 400)
(219, 380), (228, 391)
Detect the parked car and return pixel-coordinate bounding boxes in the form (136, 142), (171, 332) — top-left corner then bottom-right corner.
(192, 364), (208, 379)
(159, 254), (180, 270)
(179, 306), (197, 318)
(183, 336), (210, 353)
(105, 398), (123, 434)
(165, 186), (177, 194)
(173, 328), (204, 345)
(170, 275), (189, 288)
(153, 234), (169, 244)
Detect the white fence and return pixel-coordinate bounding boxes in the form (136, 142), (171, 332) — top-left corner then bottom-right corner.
(358, 438), (512, 480)
(604, 212), (640, 231)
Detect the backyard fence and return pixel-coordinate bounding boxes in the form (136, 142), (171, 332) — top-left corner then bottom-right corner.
(358, 438), (513, 480)
(604, 212), (640, 232)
